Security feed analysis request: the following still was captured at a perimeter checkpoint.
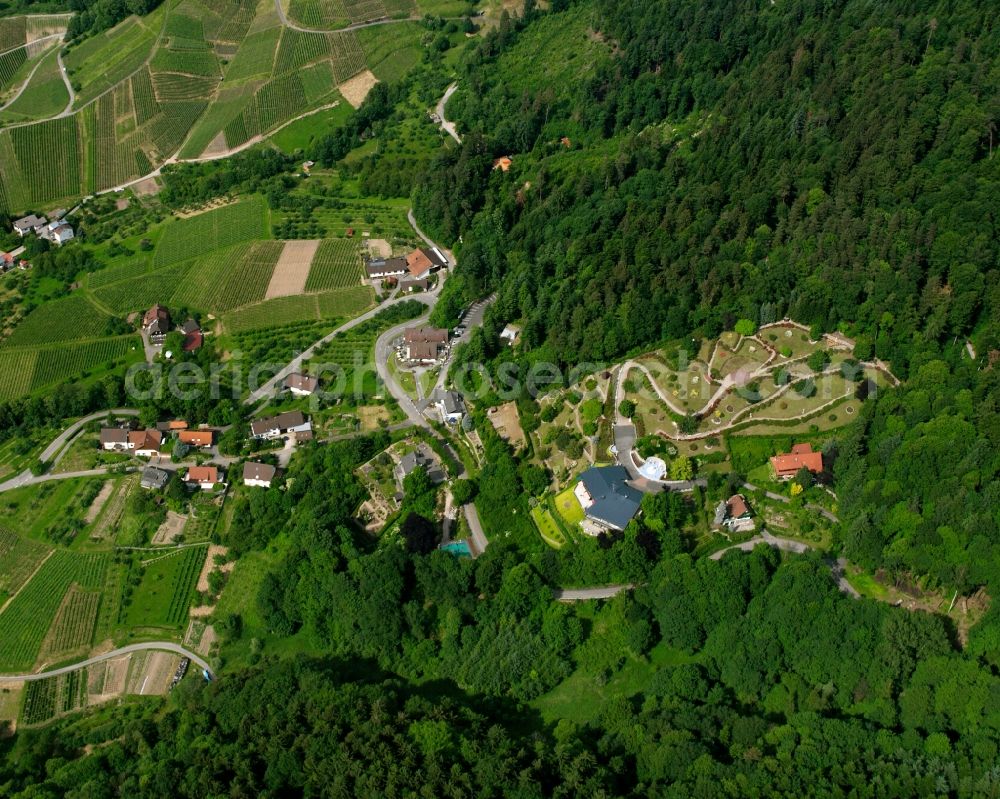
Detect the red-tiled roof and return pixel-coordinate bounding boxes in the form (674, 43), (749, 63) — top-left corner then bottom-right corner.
(770, 444), (824, 477)
(186, 466), (218, 484)
(179, 430), (214, 447)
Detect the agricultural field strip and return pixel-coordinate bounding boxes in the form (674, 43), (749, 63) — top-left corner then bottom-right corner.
(0, 549), (110, 671)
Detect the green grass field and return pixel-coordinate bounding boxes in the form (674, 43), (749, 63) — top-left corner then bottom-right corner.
(530, 505), (566, 549)
(553, 486), (584, 526)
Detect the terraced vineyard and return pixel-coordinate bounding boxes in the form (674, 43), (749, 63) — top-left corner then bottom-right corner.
(0, 0), (435, 209)
(304, 238), (362, 291)
(20, 669), (88, 726)
(0, 549), (110, 671)
(171, 240), (281, 311)
(8, 117), (80, 205)
(92, 260), (195, 314)
(2, 293), (110, 347)
(41, 585), (101, 658)
(0, 527), (52, 601)
(153, 198), (268, 267)
(287, 0), (416, 29)
(221, 285), (373, 332)
(0, 335), (138, 401)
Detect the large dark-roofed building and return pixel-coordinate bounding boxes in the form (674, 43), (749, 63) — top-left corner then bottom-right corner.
(574, 465), (643, 532)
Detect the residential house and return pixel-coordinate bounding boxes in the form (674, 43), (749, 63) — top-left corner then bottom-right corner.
(284, 373), (319, 396)
(492, 156), (513, 172)
(394, 446), (446, 488)
(143, 304), (171, 345)
(140, 465), (171, 490)
(179, 319), (203, 352)
(500, 324), (520, 345)
(12, 214), (45, 236)
(712, 494), (755, 533)
(574, 465), (643, 532)
(243, 461), (279, 488)
(128, 429), (163, 458)
(398, 277), (429, 292)
(404, 247), (447, 278)
(249, 410), (312, 440)
(100, 428), (130, 451)
(403, 326), (448, 362)
(770, 443), (824, 480)
(433, 389), (464, 423)
(185, 465), (221, 490)
(39, 221), (74, 245)
(179, 429), (214, 448)
(366, 257), (407, 279)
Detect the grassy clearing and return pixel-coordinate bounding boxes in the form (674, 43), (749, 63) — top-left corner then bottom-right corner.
(270, 100), (352, 152)
(530, 504), (565, 549)
(531, 603), (696, 725)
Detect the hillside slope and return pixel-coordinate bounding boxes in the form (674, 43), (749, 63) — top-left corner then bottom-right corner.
(0, 0), (436, 213)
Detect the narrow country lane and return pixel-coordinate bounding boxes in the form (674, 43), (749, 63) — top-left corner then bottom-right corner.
(0, 641), (212, 682)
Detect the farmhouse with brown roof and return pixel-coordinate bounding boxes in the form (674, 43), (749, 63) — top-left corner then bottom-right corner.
(770, 443), (824, 480)
(185, 465), (221, 489)
(713, 494), (755, 533)
(243, 461), (279, 488)
(404, 247), (447, 278)
(179, 429), (214, 448)
(143, 304), (171, 344)
(127, 429), (163, 458)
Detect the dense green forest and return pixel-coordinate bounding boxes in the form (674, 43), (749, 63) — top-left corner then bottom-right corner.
(3, 1), (1000, 793)
(5, 436), (1000, 796)
(414, 0), (1000, 592)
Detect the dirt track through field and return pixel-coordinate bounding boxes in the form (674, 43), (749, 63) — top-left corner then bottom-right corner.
(265, 240), (320, 299)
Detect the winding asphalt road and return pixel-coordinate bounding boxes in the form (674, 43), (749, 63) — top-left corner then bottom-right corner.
(0, 409), (139, 493)
(0, 642), (212, 683)
(436, 82), (461, 143)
